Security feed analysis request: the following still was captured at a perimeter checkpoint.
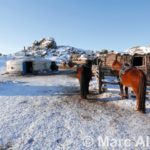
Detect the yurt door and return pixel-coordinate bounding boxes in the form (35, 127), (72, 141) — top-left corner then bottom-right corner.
(23, 62), (26, 75)
(23, 61), (33, 74)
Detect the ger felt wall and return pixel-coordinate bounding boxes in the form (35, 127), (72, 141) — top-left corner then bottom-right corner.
(6, 59), (51, 74)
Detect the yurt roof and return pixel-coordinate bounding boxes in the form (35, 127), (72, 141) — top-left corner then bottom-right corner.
(126, 46), (150, 55)
(7, 56), (50, 64)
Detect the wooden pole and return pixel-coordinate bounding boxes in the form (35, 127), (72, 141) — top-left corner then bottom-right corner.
(98, 61), (102, 93)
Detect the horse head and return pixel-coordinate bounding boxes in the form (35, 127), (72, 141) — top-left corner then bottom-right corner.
(111, 60), (122, 75)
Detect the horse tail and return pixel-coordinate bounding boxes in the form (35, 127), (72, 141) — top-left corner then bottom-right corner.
(80, 66), (88, 99)
(138, 70), (146, 113)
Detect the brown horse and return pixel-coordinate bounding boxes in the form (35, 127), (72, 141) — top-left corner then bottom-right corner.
(112, 60), (146, 113)
(77, 60), (92, 99)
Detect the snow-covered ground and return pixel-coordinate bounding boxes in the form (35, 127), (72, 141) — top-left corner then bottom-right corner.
(0, 58), (150, 149)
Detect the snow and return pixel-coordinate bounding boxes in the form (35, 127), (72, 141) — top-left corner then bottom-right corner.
(125, 46), (150, 55)
(12, 38), (95, 66)
(0, 56), (150, 149)
(0, 56), (7, 74)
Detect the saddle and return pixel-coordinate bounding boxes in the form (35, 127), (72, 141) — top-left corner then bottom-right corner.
(119, 63), (132, 81)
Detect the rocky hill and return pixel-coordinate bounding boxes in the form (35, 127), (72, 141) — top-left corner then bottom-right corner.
(13, 37), (96, 64)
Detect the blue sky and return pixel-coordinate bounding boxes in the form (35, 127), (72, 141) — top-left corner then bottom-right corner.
(0, 0), (150, 54)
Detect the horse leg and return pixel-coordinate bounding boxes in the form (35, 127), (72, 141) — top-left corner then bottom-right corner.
(80, 79), (87, 99)
(86, 81), (89, 94)
(119, 83), (124, 99)
(86, 67), (92, 95)
(124, 87), (128, 99)
(80, 68), (87, 99)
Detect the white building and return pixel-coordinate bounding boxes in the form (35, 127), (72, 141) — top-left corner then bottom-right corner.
(6, 56), (51, 75)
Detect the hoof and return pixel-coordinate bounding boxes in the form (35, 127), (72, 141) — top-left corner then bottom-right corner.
(81, 96), (87, 99)
(123, 95), (128, 99)
(140, 109), (146, 114)
(121, 95), (128, 99)
(136, 108), (146, 114)
(121, 96), (126, 100)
